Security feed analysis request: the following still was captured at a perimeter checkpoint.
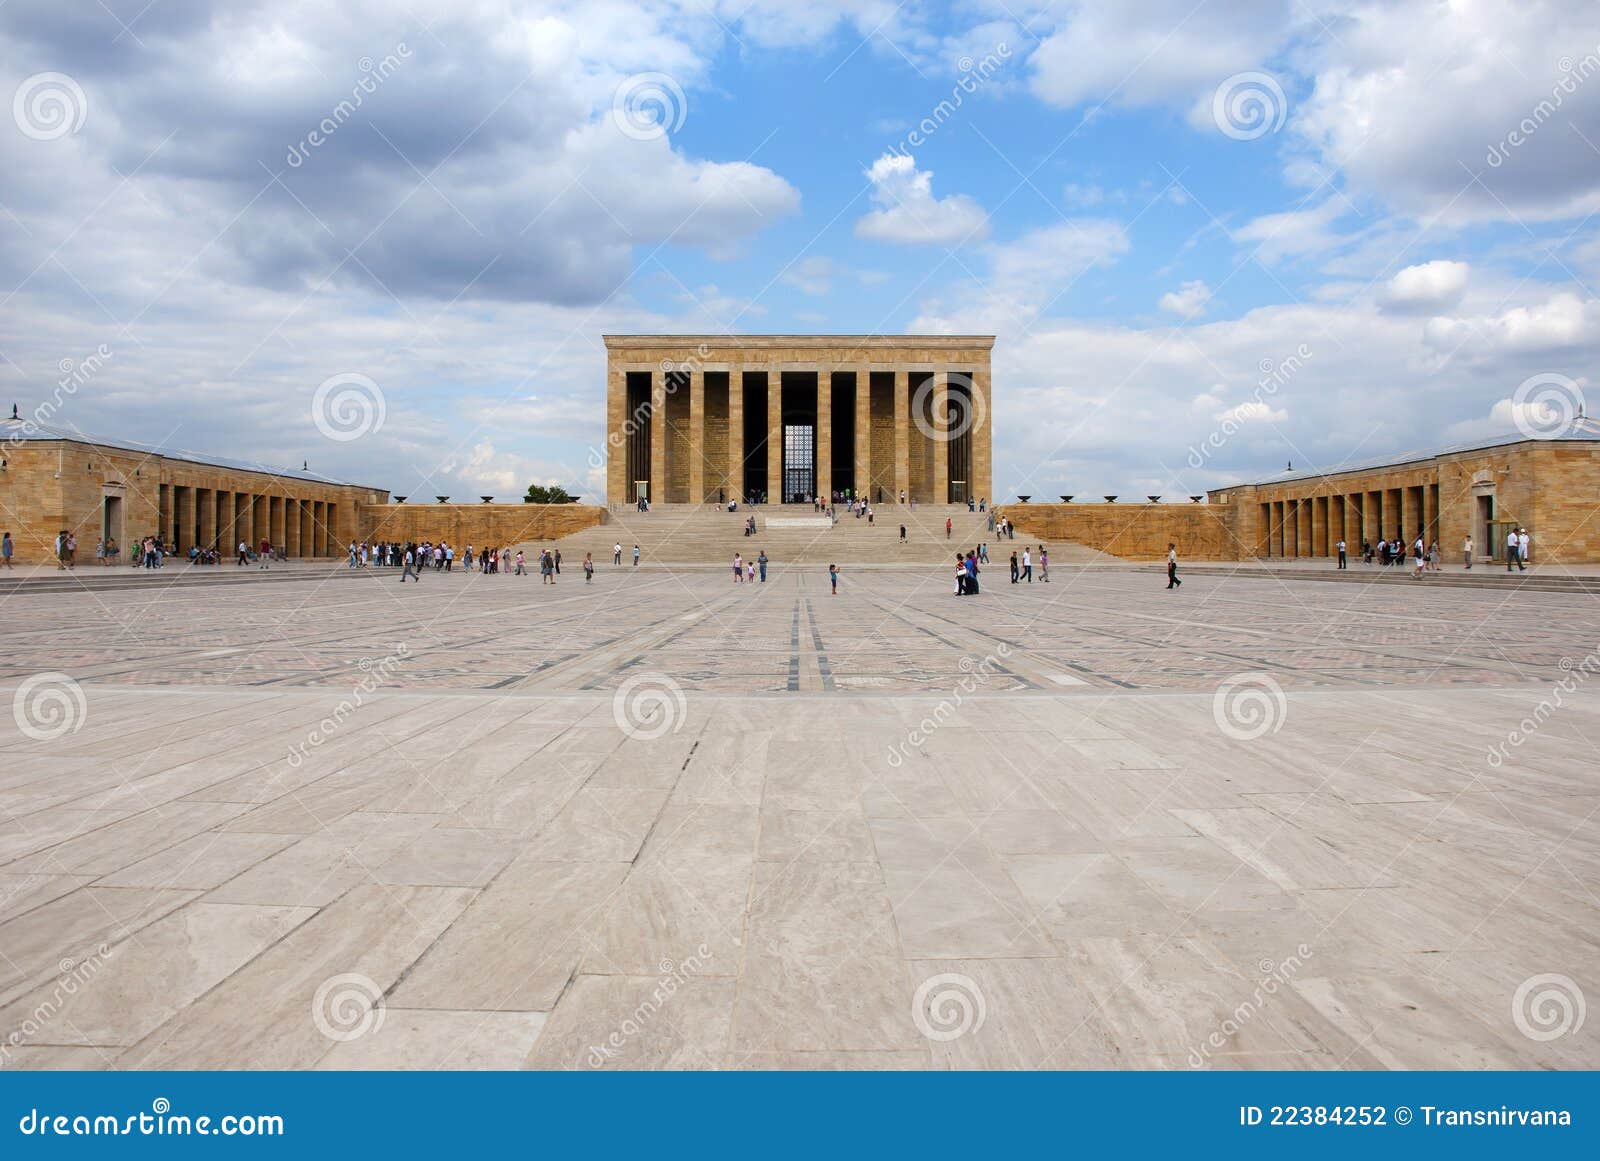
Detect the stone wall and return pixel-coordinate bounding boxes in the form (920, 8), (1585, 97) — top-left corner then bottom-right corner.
(1001, 502), (1245, 561)
(356, 503), (606, 548)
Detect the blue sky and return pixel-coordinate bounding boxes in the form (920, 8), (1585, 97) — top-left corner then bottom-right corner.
(2, 0), (1598, 502)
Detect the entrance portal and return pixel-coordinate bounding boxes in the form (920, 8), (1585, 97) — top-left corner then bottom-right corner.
(783, 423), (814, 503)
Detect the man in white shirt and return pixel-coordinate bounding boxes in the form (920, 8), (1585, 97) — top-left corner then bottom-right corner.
(1167, 543), (1182, 589)
(1463, 535), (1473, 569)
(1518, 528), (1530, 569)
(614, 542), (622, 565)
(1020, 547), (1032, 583)
(1507, 528), (1521, 572)
(1336, 538), (1347, 569)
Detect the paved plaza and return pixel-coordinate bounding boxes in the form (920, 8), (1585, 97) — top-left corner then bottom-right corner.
(0, 564), (1596, 1069)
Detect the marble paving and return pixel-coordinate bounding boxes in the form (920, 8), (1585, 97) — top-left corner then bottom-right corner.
(0, 565), (1595, 1069)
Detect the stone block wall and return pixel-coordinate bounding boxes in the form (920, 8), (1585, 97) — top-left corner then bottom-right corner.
(356, 503), (606, 548)
(1001, 503), (1246, 561)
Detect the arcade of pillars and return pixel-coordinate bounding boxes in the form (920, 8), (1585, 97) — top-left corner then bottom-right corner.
(604, 336), (994, 506)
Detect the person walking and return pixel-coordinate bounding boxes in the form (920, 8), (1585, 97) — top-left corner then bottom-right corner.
(1039, 546), (1049, 582)
(954, 553), (968, 596)
(553, 549), (562, 576)
(757, 549), (768, 582)
(1463, 534), (1473, 569)
(1021, 546), (1032, 583)
(633, 544), (640, 567)
(583, 552), (594, 583)
(899, 524), (907, 544)
(0, 531), (12, 569)
(238, 539), (249, 566)
(1506, 527), (1520, 571)
(613, 542), (622, 565)
(1009, 551), (1019, 584)
(828, 563), (839, 595)
(258, 537), (271, 569)
(401, 545), (420, 582)
(1336, 538), (1347, 569)
(733, 553), (743, 583)
(1412, 536), (1426, 578)
(945, 517), (952, 540)
(965, 550), (980, 595)
(1167, 542), (1182, 589)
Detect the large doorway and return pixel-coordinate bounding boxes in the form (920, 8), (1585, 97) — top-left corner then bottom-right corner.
(783, 423), (815, 503)
(1474, 493), (1493, 558)
(102, 494), (123, 546)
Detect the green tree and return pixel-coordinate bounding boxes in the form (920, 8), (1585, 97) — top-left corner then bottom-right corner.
(523, 483), (576, 504)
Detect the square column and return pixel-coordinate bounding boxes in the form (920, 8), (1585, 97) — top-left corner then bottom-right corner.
(286, 500), (301, 556)
(648, 374), (666, 504)
(728, 370), (744, 503)
(933, 371), (950, 504)
(893, 370), (910, 501)
(971, 364), (992, 506)
(300, 501), (314, 556)
(312, 501), (325, 555)
(815, 366), (832, 503)
(175, 486), (193, 552)
(606, 365), (627, 505)
(766, 375), (782, 503)
(198, 488), (215, 551)
(853, 367), (870, 502)
(688, 370), (706, 504)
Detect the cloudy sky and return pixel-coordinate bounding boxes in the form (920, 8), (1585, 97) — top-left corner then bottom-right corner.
(3, 0), (1599, 501)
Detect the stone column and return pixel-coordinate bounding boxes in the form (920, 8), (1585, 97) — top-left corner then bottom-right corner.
(766, 374), (783, 504)
(728, 370), (744, 503)
(606, 362), (627, 506)
(815, 366), (832, 503)
(853, 367), (870, 502)
(1312, 494), (1326, 556)
(286, 500), (300, 557)
(313, 501), (325, 556)
(300, 501), (314, 556)
(648, 373), (666, 504)
(972, 363), (992, 507)
(175, 486), (192, 552)
(893, 369), (910, 502)
(688, 369), (706, 504)
(198, 488), (215, 552)
(932, 371), (950, 504)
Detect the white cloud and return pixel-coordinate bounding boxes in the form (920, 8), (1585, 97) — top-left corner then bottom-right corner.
(1231, 197), (1353, 264)
(854, 153), (989, 245)
(1378, 260), (1470, 313)
(1159, 279), (1213, 318)
(1423, 292), (1600, 354)
(1214, 399), (1288, 424)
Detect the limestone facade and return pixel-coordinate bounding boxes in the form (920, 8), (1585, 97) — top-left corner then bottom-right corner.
(603, 335), (994, 507)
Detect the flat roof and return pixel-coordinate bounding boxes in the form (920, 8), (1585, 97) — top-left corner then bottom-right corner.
(603, 334), (995, 349)
(1, 416), (387, 492)
(1214, 419), (1600, 489)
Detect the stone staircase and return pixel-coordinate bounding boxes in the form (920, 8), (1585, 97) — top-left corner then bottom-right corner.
(516, 504), (1115, 565)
